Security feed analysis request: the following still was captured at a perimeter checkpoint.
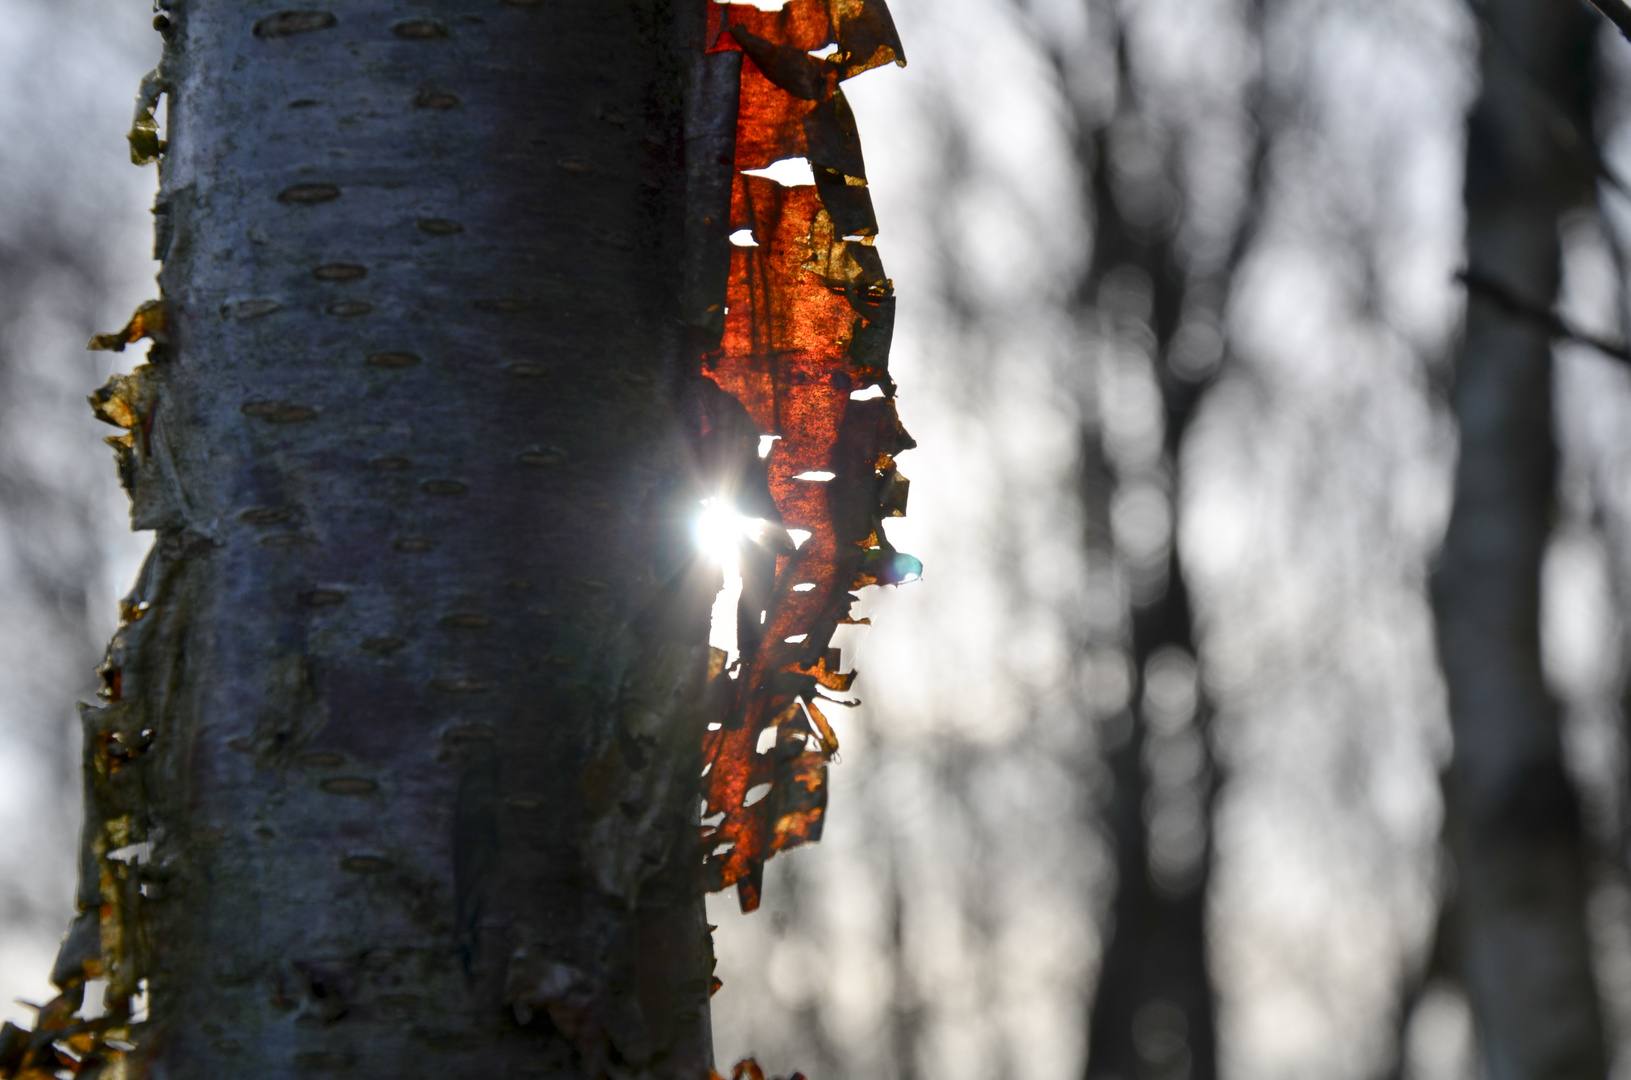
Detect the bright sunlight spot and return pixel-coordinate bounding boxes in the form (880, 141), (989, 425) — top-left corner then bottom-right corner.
(695, 498), (769, 665)
(695, 497), (765, 569)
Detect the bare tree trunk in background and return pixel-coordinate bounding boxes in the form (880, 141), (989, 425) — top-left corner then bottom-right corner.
(1076, 185), (1219, 1080)
(45, 3), (722, 1077)
(1085, 563), (1214, 1080)
(1058, 7), (1264, 1075)
(1432, 0), (1605, 1076)
(1079, 88), (1218, 1073)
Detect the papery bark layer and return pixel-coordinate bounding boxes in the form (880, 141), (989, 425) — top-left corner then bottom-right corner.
(690, 0), (912, 914)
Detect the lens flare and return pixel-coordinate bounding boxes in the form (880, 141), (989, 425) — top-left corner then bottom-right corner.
(694, 497), (763, 567)
(695, 498), (767, 664)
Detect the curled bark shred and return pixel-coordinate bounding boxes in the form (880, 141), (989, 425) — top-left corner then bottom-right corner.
(0, 542), (195, 1079)
(713, 1059), (808, 1080)
(127, 70), (166, 167)
(693, 0), (913, 914)
(87, 300), (167, 353)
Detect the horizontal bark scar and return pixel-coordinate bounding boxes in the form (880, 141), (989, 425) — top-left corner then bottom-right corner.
(278, 183), (340, 204)
(241, 401), (319, 423)
(254, 11), (338, 39)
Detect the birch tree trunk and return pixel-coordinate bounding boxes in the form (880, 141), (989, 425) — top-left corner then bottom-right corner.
(60, 3), (721, 1077)
(1433, 1), (1604, 1076)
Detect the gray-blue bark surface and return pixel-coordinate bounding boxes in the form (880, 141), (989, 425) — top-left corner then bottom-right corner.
(75, 2), (721, 1077)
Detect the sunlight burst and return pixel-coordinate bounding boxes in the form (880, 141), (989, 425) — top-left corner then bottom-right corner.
(695, 498), (769, 664)
(694, 498), (765, 569)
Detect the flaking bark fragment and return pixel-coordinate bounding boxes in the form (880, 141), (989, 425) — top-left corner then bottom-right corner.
(830, 0), (906, 77)
(128, 70), (167, 166)
(15, 539), (198, 1079)
(88, 300), (167, 352)
(729, 27), (830, 101)
(583, 643), (721, 906)
(694, 0), (912, 913)
(711, 1058), (808, 1080)
(89, 364), (192, 531)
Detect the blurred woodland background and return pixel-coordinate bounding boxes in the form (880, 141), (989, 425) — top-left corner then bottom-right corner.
(6, 1), (1631, 1079)
(0, 0), (155, 1031)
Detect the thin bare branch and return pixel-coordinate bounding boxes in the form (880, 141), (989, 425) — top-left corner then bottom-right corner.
(1463, 0), (1631, 200)
(1583, 0), (1631, 45)
(1456, 267), (1631, 363)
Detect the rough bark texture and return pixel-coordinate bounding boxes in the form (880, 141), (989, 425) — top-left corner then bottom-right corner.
(67, 3), (721, 1078)
(1432, 1), (1605, 1077)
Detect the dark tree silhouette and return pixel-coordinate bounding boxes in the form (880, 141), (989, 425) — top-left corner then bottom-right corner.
(1016, 2), (1266, 1075)
(1431, 0), (1609, 1076)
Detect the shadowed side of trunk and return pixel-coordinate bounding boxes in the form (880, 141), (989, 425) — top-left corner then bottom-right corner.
(1432, 1), (1605, 1077)
(72, 3), (720, 1077)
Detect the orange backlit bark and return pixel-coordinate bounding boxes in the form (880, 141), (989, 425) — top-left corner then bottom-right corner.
(695, 0), (914, 914)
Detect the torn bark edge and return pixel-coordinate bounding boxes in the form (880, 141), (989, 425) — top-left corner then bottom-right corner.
(87, 362), (193, 532)
(712, 1057), (808, 1080)
(684, 50), (745, 347)
(128, 67), (169, 167)
(689, 0), (916, 916)
(10, 550), (194, 1079)
(88, 300), (169, 354)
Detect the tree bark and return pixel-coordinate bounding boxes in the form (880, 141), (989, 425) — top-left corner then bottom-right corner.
(58, 3), (721, 1077)
(1432, 1), (1605, 1077)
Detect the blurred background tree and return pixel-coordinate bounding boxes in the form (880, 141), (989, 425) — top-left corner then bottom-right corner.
(1430, 0), (1606, 1076)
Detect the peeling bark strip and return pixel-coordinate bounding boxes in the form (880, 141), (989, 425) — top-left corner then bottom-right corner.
(689, 0), (911, 914)
(12, 3), (730, 1079)
(715, 1060), (807, 1080)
